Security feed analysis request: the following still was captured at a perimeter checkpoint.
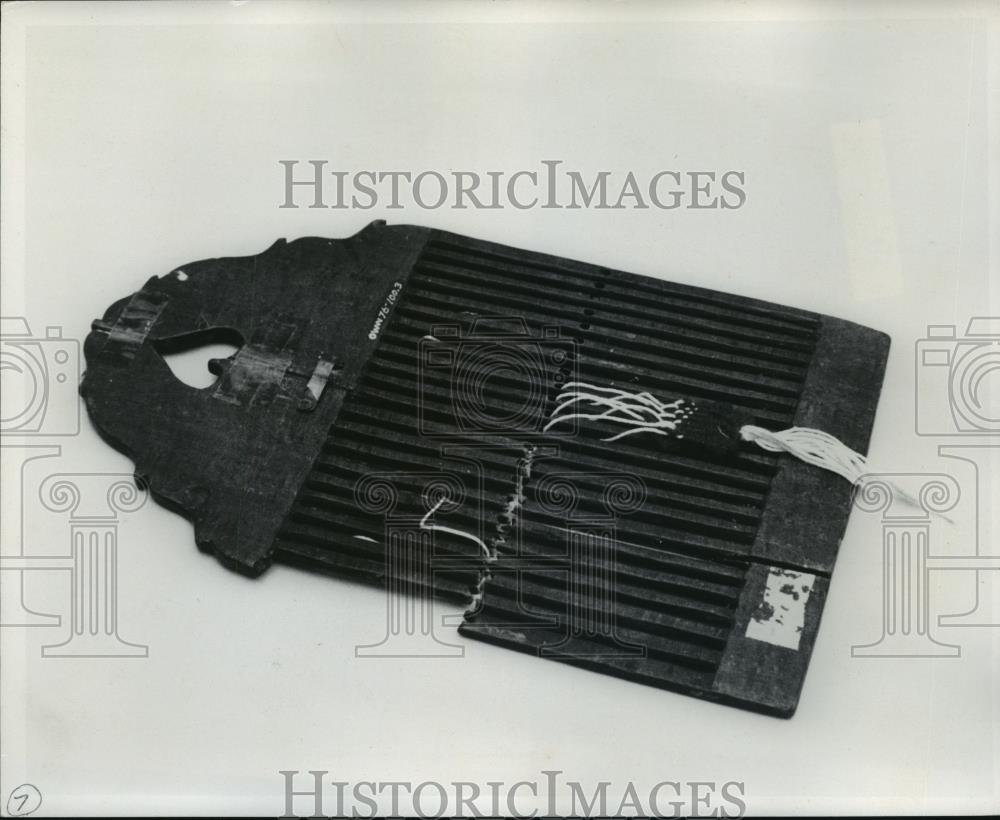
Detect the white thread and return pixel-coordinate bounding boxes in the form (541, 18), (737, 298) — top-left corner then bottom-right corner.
(466, 445), (536, 616)
(739, 425), (869, 485)
(547, 383), (874, 487)
(420, 496), (491, 559)
(546, 383), (942, 518)
(545, 381), (693, 442)
(503, 447), (535, 521)
(740, 425), (944, 518)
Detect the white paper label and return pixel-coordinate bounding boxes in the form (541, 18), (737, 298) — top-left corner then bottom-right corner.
(745, 567), (815, 651)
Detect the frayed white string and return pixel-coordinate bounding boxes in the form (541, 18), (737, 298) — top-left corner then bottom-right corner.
(547, 382), (875, 485)
(739, 425), (868, 485)
(740, 425), (946, 519)
(420, 496), (492, 560)
(546, 383), (944, 519)
(544, 381), (693, 442)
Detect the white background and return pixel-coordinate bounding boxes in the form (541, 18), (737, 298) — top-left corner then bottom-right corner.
(1, 1), (998, 816)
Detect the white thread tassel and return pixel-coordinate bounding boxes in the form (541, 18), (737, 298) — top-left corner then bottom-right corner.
(739, 425), (868, 485)
(547, 382), (943, 518)
(550, 382), (870, 490)
(740, 424), (942, 518)
(545, 382), (693, 442)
